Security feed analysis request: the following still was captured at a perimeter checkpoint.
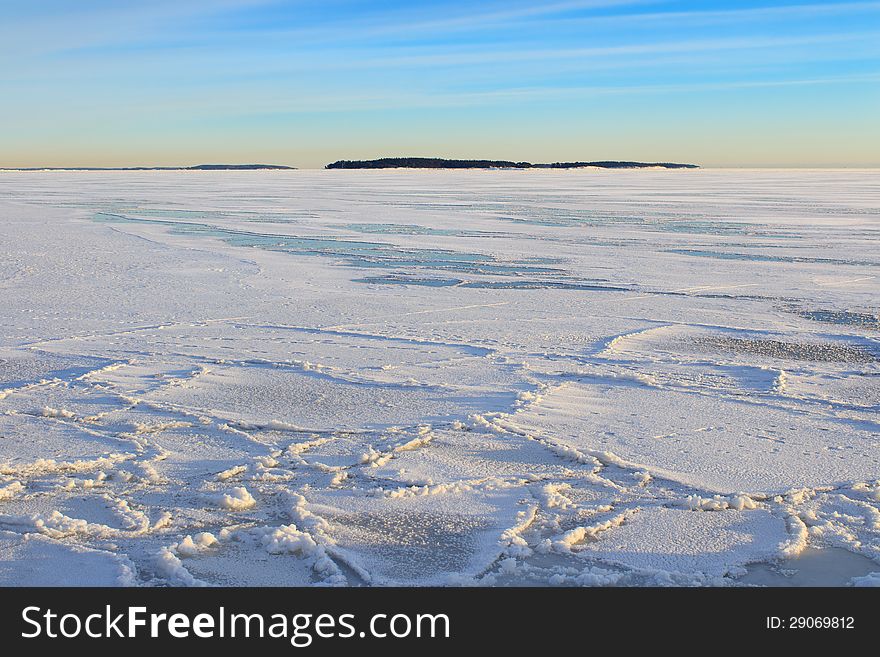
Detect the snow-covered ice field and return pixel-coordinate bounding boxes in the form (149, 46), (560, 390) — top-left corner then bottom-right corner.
(0, 169), (878, 587)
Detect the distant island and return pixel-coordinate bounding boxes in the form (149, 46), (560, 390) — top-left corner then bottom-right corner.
(1, 164), (296, 171)
(325, 158), (698, 170)
(2, 160), (700, 172)
(534, 161), (698, 169)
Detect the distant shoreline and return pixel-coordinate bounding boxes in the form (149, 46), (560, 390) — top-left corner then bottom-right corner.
(326, 158), (699, 170)
(1, 158), (700, 171)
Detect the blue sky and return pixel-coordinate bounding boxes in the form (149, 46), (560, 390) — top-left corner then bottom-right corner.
(1, 0), (878, 167)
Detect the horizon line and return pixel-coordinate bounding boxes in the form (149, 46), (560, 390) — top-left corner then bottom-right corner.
(5, 167), (880, 172)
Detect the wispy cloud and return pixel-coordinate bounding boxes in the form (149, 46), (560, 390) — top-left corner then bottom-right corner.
(184, 0), (880, 46)
(536, 1), (880, 29)
(60, 70), (879, 117)
(308, 31), (880, 70)
(317, 0), (655, 36)
(0, 0), (280, 56)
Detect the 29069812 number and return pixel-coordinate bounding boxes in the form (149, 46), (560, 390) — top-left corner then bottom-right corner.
(766, 616), (855, 630)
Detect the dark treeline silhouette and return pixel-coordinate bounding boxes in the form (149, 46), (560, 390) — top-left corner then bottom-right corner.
(325, 157), (698, 169)
(326, 158), (532, 169)
(534, 161), (698, 169)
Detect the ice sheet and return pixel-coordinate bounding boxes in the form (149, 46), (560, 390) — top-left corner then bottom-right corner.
(0, 169), (877, 586)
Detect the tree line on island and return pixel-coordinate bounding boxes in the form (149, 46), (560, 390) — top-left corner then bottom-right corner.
(325, 157), (698, 169)
(3, 159), (699, 171)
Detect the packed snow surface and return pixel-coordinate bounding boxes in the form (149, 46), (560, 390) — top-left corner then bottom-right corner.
(0, 169), (878, 586)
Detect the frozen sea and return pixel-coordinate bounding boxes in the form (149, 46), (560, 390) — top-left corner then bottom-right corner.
(0, 168), (878, 587)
